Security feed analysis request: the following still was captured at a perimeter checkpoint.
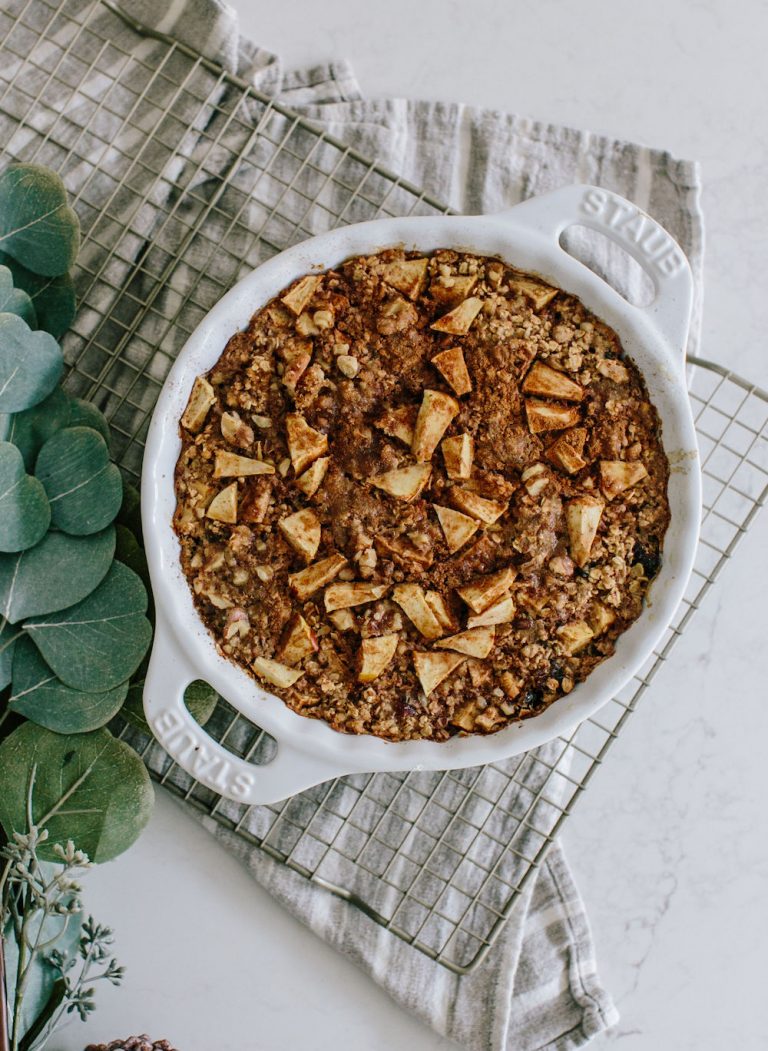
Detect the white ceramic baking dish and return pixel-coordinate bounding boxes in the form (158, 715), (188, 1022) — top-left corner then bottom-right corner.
(142, 184), (700, 805)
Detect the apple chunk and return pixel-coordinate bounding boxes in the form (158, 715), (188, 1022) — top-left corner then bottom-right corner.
(457, 567), (516, 614)
(509, 277), (558, 310)
(413, 651), (465, 696)
(449, 487), (508, 524)
(599, 460), (649, 500)
(279, 508), (322, 562)
(392, 583), (444, 639)
(524, 399), (581, 434)
(557, 620), (594, 655)
(522, 362), (583, 402)
(285, 414), (328, 475)
(281, 274), (321, 316)
(324, 581), (389, 612)
(252, 656), (304, 688)
(412, 390), (459, 462)
(181, 375), (216, 432)
(430, 296), (483, 335)
(424, 590), (457, 632)
(294, 456), (329, 497)
(374, 404), (418, 446)
(441, 433), (473, 480)
(277, 614), (319, 665)
(546, 428), (588, 475)
(371, 463), (431, 502)
(433, 504), (479, 554)
(206, 482), (238, 524)
(213, 451), (275, 478)
(565, 495), (604, 567)
(431, 347), (472, 396)
(466, 594), (516, 628)
(357, 633), (399, 683)
(435, 625), (495, 658)
(288, 552), (347, 601)
(379, 258), (428, 300)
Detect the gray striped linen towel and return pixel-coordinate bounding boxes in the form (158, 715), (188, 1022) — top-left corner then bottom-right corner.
(1, 1), (704, 1047)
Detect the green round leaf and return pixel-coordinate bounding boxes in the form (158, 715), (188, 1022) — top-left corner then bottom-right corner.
(9, 635), (128, 733)
(0, 616), (22, 689)
(66, 397), (111, 446)
(0, 722), (153, 862)
(117, 479), (143, 542)
(0, 264), (36, 326)
(0, 441), (50, 552)
(0, 525), (116, 623)
(115, 523), (151, 596)
(24, 560), (152, 691)
(35, 426), (122, 535)
(0, 312), (63, 412)
(0, 249), (75, 338)
(0, 387), (71, 470)
(0, 164), (80, 277)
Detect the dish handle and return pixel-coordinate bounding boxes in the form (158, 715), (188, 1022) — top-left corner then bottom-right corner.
(143, 611), (347, 805)
(498, 184), (693, 359)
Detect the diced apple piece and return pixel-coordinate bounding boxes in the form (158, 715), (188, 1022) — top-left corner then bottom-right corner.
(509, 277), (558, 310)
(424, 590), (457, 632)
(599, 460), (649, 500)
(252, 655), (304, 688)
(451, 701), (478, 731)
(277, 614), (319, 665)
(557, 620), (595, 655)
(441, 433), (473, 480)
(206, 482), (238, 524)
(524, 398), (581, 434)
(380, 258), (428, 300)
(282, 351), (312, 393)
(596, 358), (629, 383)
(589, 602), (616, 636)
(413, 651), (465, 696)
(294, 456), (329, 498)
(466, 594), (516, 628)
(457, 567), (516, 614)
(431, 347), (472, 396)
(281, 274), (321, 316)
(288, 552), (347, 601)
(221, 411), (254, 447)
(371, 463), (431, 502)
(324, 581), (388, 612)
(329, 609), (357, 632)
(392, 583), (444, 639)
(565, 495), (604, 567)
(374, 404), (417, 446)
(429, 274), (477, 307)
(435, 625), (495, 658)
(181, 375), (216, 432)
(357, 633), (399, 683)
(520, 463), (549, 498)
(279, 508), (322, 562)
(522, 362), (583, 402)
(546, 428), (588, 475)
(214, 450), (275, 478)
(433, 504), (479, 554)
(449, 487), (508, 524)
(285, 414), (328, 475)
(411, 390), (459, 462)
(430, 296), (483, 335)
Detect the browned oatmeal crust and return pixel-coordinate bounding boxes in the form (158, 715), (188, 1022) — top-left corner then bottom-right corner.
(173, 249), (671, 741)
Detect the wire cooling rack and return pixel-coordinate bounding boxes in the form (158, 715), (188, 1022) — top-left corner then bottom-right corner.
(1, 0), (766, 975)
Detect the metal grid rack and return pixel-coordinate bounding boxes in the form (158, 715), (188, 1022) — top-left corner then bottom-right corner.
(1, 0), (766, 975)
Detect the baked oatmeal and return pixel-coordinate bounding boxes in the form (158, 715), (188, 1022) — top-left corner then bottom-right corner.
(173, 249), (670, 741)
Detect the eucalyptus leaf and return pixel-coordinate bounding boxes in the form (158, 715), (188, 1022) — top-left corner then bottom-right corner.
(0, 264), (36, 326)
(0, 249), (75, 338)
(0, 164), (80, 277)
(0, 615), (22, 688)
(0, 312), (63, 412)
(0, 441), (50, 552)
(114, 523), (151, 596)
(66, 397), (111, 446)
(24, 561), (152, 691)
(122, 678), (217, 735)
(0, 525), (115, 623)
(9, 635), (128, 733)
(0, 386), (71, 469)
(117, 479), (143, 542)
(35, 426), (122, 536)
(0, 722), (153, 862)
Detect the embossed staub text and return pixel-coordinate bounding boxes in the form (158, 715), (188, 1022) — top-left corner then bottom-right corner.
(152, 707), (255, 798)
(580, 188), (685, 278)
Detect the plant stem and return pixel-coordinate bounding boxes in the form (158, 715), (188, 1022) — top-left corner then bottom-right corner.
(0, 934), (10, 1051)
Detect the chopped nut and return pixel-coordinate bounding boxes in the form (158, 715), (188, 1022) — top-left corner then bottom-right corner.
(313, 309), (334, 330)
(255, 564), (273, 583)
(371, 463), (431, 502)
(324, 581), (388, 611)
(499, 671), (521, 699)
(206, 482), (238, 524)
(295, 312), (319, 336)
(599, 460), (649, 500)
(524, 399), (581, 434)
(336, 354), (360, 378)
(294, 456), (330, 498)
(435, 625), (495, 658)
(380, 258), (428, 300)
(522, 362), (583, 402)
(252, 414), (271, 429)
(252, 655), (304, 688)
(286, 414), (328, 474)
(181, 375), (216, 432)
(433, 504), (479, 554)
(392, 583), (444, 639)
(449, 487), (508, 524)
(412, 389), (460, 462)
(213, 450), (275, 478)
(357, 633), (399, 682)
(565, 495), (604, 567)
(223, 607), (250, 640)
(431, 346), (472, 396)
(548, 553), (574, 577)
(457, 567), (516, 614)
(279, 508), (322, 562)
(277, 614), (319, 665)
(413, 650), (465, 695)
(281, 274), (320, 316)
(430, 296), (483, 335)
(288, 553), (347, 601)
(441, 433), (473, 480)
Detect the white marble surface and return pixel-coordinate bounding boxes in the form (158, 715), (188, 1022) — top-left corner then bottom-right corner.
(56, 1), (768, 1048)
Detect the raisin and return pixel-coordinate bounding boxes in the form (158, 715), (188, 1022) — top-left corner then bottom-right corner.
(632, 538), (661, 577)
(521, 687), (544, 709)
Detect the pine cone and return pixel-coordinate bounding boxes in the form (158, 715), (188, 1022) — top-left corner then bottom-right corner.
(84, 1038), (178, 1051)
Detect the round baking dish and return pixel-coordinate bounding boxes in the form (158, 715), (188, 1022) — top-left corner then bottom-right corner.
(142, 184), (700, 804)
